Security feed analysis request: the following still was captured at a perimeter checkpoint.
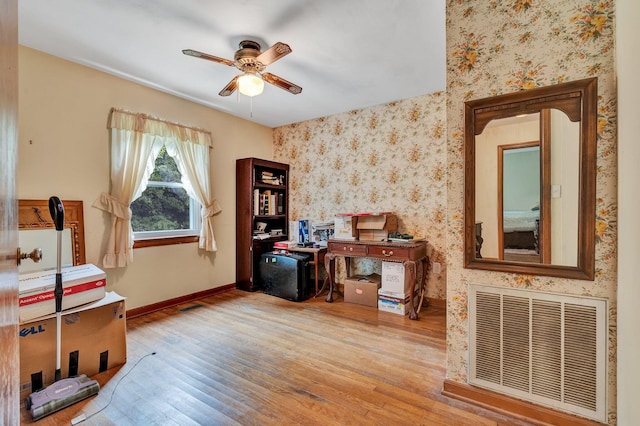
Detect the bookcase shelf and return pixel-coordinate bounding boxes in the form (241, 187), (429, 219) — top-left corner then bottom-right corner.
(254, 183), (286, 190)
(236, 158), (289, 292)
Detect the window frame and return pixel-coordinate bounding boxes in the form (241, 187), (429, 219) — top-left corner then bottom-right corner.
(132, 163), (202, 249)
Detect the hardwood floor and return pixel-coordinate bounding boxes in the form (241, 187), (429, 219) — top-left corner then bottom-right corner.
(20, 290), (535, 425)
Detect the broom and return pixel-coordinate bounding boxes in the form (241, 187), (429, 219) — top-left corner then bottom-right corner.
(25, 197), (100, 420)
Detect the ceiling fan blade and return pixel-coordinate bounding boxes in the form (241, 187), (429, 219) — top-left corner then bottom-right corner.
(262, 72), (302, 95)
(182, 49), (234, 67)
(256, 42), (292, 66)
(219, 75), (240, 96)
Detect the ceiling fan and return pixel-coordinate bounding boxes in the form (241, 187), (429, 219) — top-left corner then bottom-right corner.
(182, 40), (302, 97)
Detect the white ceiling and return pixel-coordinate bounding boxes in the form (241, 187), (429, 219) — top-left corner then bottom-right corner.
(18, 0), (446, 128)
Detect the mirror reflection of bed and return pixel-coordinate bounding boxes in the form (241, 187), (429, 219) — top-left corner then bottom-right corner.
(503, 209), (540, 262)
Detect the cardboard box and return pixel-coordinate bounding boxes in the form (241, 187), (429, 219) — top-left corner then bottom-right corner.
(381, 261), (409, 294)
(344, 273), (381, 307)
(19, 263), (107, 322)
(19, 291), (127, 400)
(334, 215), (357, 240)
(274, 240), (298, 249)
(378, 289), (410, 315)
(356, 214), (397, 241)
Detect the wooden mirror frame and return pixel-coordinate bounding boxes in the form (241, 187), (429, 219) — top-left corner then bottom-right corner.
(18, 199), (86, 266)
(464, 78), (597, 280)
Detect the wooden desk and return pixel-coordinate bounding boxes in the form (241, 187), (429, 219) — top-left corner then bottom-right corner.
(286, 246), (327, 297)
(324, 240), (429, 320)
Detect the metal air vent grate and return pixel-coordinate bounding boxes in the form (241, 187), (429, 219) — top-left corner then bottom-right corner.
(468, 284), (607, 423)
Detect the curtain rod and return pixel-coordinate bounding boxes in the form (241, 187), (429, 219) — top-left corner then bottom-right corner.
(109, 107), (213, 137)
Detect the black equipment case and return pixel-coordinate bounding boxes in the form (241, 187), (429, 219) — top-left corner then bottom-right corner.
(259, 252), (310, 302)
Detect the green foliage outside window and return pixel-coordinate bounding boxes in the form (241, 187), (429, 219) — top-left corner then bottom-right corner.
(131, 146), (191, 232)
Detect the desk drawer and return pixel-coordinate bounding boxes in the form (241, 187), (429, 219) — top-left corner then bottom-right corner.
(329, 242), (367, 256)
(367, 245), (410, 260)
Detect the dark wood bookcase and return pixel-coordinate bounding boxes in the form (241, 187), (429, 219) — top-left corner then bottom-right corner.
(236, 158), (289, 291)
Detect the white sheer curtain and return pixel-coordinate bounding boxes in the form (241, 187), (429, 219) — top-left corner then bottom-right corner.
(93, 128), (161, 268)
(165, 139), (221, 251)
(93, 108), (219, 268)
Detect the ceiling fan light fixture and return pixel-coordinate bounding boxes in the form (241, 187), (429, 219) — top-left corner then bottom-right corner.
(238, 73), (264, 97)
(182, 41), (301, 97)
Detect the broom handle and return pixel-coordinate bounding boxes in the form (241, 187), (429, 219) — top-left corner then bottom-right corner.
(54, 229), (62, 381)
(55, 311), (61, 381)
(49, 197), (64, 382)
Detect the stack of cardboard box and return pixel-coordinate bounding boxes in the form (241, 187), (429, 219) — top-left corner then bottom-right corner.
(378, 261), (410, 315)
(18, 264), (127, 399)
(19, 291), (127, 399)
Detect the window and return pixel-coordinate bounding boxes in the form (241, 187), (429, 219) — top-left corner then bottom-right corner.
(131, 146), (201, 241)
(95, 108), (219, 268)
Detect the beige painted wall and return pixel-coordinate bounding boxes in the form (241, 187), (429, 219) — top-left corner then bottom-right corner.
(17, 46), (274, 309)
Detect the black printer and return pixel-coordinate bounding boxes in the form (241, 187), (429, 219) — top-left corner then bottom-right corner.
(259, 251), (311, 302)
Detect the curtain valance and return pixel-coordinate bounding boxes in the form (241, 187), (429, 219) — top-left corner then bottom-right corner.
(108, 108), (213, 147)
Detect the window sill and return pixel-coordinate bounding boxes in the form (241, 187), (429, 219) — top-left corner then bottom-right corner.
(134, 235), (199, 249)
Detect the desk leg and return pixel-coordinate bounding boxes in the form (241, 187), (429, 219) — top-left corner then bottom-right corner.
(404, 260), (419, 320)
(313, 251), (320, 296)
(324, 253), (337, 303)
(420, 257), (429, 309)
(315, 277), (330, 298)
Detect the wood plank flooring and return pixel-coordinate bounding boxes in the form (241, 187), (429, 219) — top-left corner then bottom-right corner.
(20, 290), (534, 425)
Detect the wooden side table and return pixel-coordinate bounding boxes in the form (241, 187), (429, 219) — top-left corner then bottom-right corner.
(324, 240), (429, 320)
(286, 246), (327, 297)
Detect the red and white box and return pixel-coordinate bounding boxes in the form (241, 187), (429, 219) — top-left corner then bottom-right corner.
(378, 289), (410, 315)
(19, 263), (107, 322)
(274, 240), (298, 249)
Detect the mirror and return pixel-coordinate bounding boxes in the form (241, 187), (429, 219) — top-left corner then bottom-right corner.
(18, 200), (86, 273)
(464, 78), (596, 280)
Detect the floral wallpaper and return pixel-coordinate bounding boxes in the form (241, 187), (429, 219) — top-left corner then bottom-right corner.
(273, 0), (616, 422)
(273, 93), (447, 300)
(446, 0), (617, 423)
